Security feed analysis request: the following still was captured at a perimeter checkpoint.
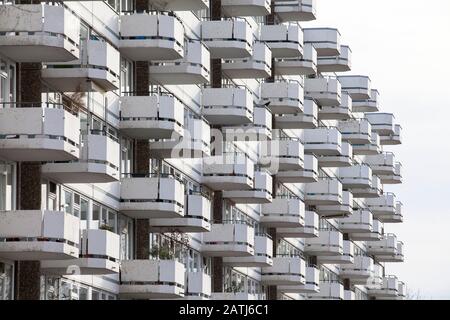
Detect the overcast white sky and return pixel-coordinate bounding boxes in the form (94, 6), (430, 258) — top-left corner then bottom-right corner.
(308, 0), (450, 299)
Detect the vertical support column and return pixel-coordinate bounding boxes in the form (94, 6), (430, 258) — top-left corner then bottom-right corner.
(266, 13), (278, 298)
(210, 0), (225, 295)
(133, 0), (151, 261)
(15, 61), (42, 300)
(212, 191), (224, 293)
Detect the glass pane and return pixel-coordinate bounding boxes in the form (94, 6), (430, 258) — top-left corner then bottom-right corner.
(63, 190), (73, 215)
(80, 198), (88, 221)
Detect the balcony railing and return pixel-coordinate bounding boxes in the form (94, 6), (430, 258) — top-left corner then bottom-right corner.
(120, 173), (185, 219)
(0, 3), (80, 62)
(0, 102), (80, 162)
(0, 210), (79, 261)
(119, 11), (184, 61)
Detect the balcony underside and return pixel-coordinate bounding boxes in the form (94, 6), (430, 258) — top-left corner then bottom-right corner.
(41, 68), (118, 92)
(0, 38), (79, 63)
(41, 162), (119, 183)
(0, 139), (79, 162)
(149, 218), (211, 233)
(40, 258), (119, 275)
(119, 203), (184, 219)
(119, 285), (185, 300)
(0, 242), (78, 261)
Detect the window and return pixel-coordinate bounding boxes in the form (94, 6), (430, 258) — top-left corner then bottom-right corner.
(120, 138), (133, 175)
(119, 215), (133, 260)
(0, 163), (14, 211)
(80, 198), (89, 224)
(0, 262), (13, 300)
(120, 58), (133, 94)
(0, 58), (15, 104)
(47, 181), (57, 211)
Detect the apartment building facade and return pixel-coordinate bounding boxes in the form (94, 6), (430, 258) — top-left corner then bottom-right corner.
(0, 0), (405, 300)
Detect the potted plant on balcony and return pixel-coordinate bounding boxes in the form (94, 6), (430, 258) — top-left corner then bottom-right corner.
(150, 244), (174, 260)
(99, 224), (114, 232)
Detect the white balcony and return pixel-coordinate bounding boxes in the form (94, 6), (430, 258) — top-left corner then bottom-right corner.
(149, 193), (211, 233)
(317, 240), (354, 265)
(0, 210), (79, 261)
(375, 199), (403, 224)
(379, 162), (402, 185)
(186, 272), (211, 300)
(274, 98), (318, 129)
(0, 4), (80, 62)
(338, 118), (372, 144)
(149, 40), (210, 85)
(0, 104), (80, 162)
(397, 282), (406, 300)
(318, 142), (352, 168)
(275, 154), (318, 183)
(351, 176), (382, 198)
(42, 38), (120, 92)
(304, 230), (343, 256)
(41, 131), (120, 183)
(260, 80), (304, 114)
(41, 229), (120, 275)
(366, 193), (398, 221)
(149, 116), (210, 159)
(305, 77), (342, 106)
(120, 259), (185, 299)
(202, 223), (255, 257)
(222, 106), (272, 141)
(344, 290), (355, 300)
(317, 45), (352, 73)
(352, 89), (380, 113)
(352, 132), (381, 156)
(261, 197), (305, 228)
(351, 219), (383, 241)
(365, 113), (396, 136)
(223, 235), (273, 267)
(273, 0), (317, 22)
(259, 137), (304, 171)
(368, 275), (399, 299)
(147, 0), (209, 10)
(308, 282), (344, 300)
(222, 42), (272, 79)
(380, 124), (402, 145)
(316, 191), (353, 218)
(262, 256), (306, 285)
(304, 127), (342, 156)
(223, 170), (272, 204)
(120, 174), (185, 219)
(202, 87), (253, 125)
(363, 152), (395, 175)
(275, 43), (317, 76)
(319, 92), (352, 121)
(211, 292), (261, 300)
(119, 12), (184, 61)
(305, 179), (342, 205)
(222, 0), (271, 16)
(377, 241), (404, 263)
(337, 75), (372, 100)
(338, 209), (373, 234)
(260, 23), (303, 58)
(120, 94), (184, 140)
(202, 153), (254, 191)
(367, 233), (398, 257)
(277, 211), (319, 238)
(278, 266), (320, 294)
(304, 28), (341, 56)
(338, 164), (372, 189)
(202, 19), (253, 59)
(340, 256), (374, 284)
